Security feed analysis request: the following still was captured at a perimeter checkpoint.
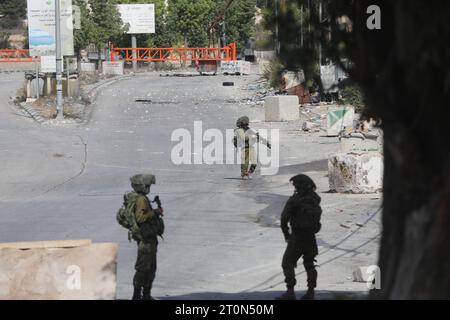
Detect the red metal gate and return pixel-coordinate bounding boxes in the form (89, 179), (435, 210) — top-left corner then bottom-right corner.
(110, 43), (237, 62)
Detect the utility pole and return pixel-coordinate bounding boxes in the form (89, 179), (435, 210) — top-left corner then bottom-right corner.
(319, 0), (322, 66)
(55, 0), (63, 119)
(300, 5), (303, 48)
(131, 35), (137, 72)
(222, 12), (227, 46)
(275, 0), (280, 54)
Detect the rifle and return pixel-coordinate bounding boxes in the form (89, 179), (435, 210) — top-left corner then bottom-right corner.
(152, 196), (164, 216)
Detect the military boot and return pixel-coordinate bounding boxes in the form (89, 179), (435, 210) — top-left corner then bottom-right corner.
(142, 287), (155, 300)
(300, 288), (315, 300)
(132, 286), (142, 300)
(275, 287), (296, 300)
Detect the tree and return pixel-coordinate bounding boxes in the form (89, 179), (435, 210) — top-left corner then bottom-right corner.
(167, 0), (215, 47)
(212, 0), (257, 50)
(276, 0), (450, 299)
(74, 0), (125, 70)
(0, 0), (26, 30)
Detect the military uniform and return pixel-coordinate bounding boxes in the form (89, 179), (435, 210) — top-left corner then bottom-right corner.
(133, 195), (160, 300)
(277, 174), (322, 300)
(234, 116), (271, 178)
(129, 174), (163, 300)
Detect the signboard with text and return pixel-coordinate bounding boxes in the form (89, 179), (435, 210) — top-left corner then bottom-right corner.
(27, 0), (74, 57)
(117, 4), (155, 34)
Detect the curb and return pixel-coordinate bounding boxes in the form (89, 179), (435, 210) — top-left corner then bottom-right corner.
(19, 103), (46, 124)
(14, 74), (135, 125)
(80, 74), (135, 105)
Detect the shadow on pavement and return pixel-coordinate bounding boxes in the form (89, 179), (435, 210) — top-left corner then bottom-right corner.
(158, 290), (368, 300)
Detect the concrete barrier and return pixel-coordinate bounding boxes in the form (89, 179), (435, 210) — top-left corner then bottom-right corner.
(80, 62), (96, 73)
(339, 132), (382, 153)
(265, 96), (300, 122)
(220, 61), (251, 75)
(0, 240), (117, 300)
(102, 61), (124, 75)
(328, 152), (383, 193)
(327, 106), (355, 136)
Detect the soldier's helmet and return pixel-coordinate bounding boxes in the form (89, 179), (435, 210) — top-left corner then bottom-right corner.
(236, 116), (250, 128)
(130, 174), (156, 195)
(290, 174), (316, 194)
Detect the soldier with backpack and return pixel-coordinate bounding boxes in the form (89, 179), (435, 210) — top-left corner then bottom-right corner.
(276, 174), (322, 300)
(117, 174), (165, 300)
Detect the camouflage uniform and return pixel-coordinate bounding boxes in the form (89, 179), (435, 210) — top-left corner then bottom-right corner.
(233, 116), (271, 178)
(277, 174), (322, 300)
(129, 174), (162, 300)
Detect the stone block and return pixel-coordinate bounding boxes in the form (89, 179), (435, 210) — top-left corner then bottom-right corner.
(265, 96), (299, 122)
(327, 106), (355, 136)
(102, 61), (124, 75)
(80, 62), (96, 73)
(0, 241), (117, 300)
(328, 152), (383, 193)
(339, 133), (382, 153)
(302, 121), (320, 132)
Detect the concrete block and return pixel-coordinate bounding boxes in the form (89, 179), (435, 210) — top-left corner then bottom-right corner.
(352, 266), (380, 283)
(339, 133), (382, 153)
(265, 96), (299, 122)
(328, 152), (383, 193)
(0, 242), (117, 300)
(327, 106), (355, 136)
(220, 61), (251, 75)
(302, 121), (320, 132)
(102, 61), (124, 75)
(80, 62), (96, 73)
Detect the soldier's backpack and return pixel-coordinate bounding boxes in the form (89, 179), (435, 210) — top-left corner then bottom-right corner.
(116, 192), (142, 242)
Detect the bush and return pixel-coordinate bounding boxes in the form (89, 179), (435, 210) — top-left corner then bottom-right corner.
(262, 58), (284, 89)
(338, 81), (365, 113)
(0, 32), (10, 49)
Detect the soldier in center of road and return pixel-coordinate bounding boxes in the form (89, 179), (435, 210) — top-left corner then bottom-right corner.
(233, 116), (271, 180)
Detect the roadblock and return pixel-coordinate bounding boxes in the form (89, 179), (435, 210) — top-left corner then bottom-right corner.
(0, 240), (117, 300)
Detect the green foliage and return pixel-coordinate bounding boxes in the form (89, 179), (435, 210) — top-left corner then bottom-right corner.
(89, 0), (125, 48)
(0, 0), (26, 30)
(338, 80), (365, 113)
(263, 58), (284, 89)
(167, 0), (214, 47)
(74, 0), (126, 54)
(214, 0), (257, 50)
(263, 0), (322, 86)
(0, 32), (9, 48)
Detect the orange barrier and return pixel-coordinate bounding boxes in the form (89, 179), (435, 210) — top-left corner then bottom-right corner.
(0, 49), (35, 62)
(111, 43), (237, 62)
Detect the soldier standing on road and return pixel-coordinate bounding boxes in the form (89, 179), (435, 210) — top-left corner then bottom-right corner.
(276, 174), (322, 300)
(233, 116), (271, 179)
(129, 174), (164, 300)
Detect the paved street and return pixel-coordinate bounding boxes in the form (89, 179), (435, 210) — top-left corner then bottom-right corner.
(0, 72), (381, 300)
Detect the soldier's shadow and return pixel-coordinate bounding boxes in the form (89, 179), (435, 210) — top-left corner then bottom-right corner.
(158, 290), (367, 300)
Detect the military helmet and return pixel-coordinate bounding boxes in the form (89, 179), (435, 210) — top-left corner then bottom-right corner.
(236, 116), (250, 128)
(290, 174), (316, 194)
(130, 174), (156, 194)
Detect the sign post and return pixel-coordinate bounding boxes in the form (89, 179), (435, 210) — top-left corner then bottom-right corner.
(55, 0), (63, 119)
(27, 0), (74, 119)
(117, 4), (155, 72)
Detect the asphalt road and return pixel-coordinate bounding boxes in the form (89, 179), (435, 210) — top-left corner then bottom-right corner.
(0, 72), (381, 300)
